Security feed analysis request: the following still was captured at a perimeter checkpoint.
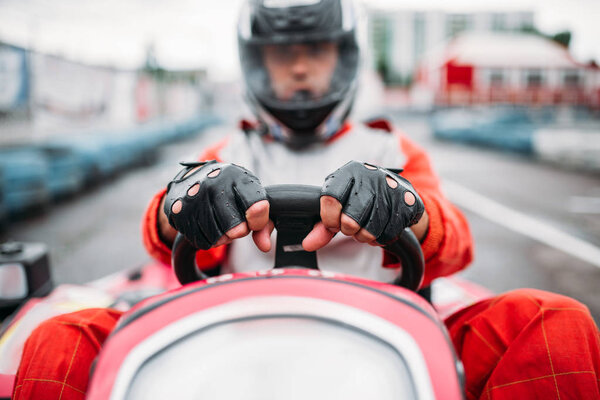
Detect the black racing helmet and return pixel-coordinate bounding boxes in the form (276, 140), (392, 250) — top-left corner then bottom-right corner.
(238, 0), (360, 147)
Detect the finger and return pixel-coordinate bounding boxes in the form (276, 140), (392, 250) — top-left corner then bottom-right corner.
(354, 227), (376, 243)
(341, 191), (375, 230)
(225, 221), (250, 240)
(360, 198), (388, 241)
(302, 222), (336, 252)
(252, 220), (274, 252)
(340, 213), (361, 236)
(211, 192), (243, 238)
(246, 199), (270, 231)
(214, 220), (249, 248)
(195, 202), (224, 247)
(214, 235), (232, 248)
(320, 196), (342, 232)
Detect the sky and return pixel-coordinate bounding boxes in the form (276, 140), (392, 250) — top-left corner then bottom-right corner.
(0, 0), (598, 80)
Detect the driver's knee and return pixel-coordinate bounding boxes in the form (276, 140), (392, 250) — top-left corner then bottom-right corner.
(446, 289), (600, 400)
(13, 308), (122, 400)
(499, 288), (591, 313)
(448, 288), (593, 331)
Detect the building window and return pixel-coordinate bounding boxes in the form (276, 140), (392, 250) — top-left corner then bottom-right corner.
(489, 69), (505, 86)
(525, 69), (544, 88)
(563, 70), (581, 87)
(517, 12), (535, 31)
(370, 14), (391, 80)
(492, 13), (506, 31)
(414, 13), (426, 61)
(446, 14), (471, 38)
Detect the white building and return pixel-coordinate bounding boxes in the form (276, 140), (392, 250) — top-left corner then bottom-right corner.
(367, 8), (534, 84)
(415, 32), (600, 108)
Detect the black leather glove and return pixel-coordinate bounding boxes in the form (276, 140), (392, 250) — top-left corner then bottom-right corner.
(321, 160), (424, 244)
(163, 160), (267, 250)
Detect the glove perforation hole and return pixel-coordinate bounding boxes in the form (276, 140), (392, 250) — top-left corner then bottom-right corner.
(404, 191), (416, 206)
(385, 176), (398, 189)
(187, 183), (200, 197)
(182, 166), (203, 179)
(208, 168), (221, 178)
(171, 199), (183, 214)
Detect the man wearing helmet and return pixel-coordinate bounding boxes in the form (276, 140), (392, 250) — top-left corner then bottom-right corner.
(151, 0), (438, 281)
(237, 0), (361, 146)
(13, 0), (600, 399)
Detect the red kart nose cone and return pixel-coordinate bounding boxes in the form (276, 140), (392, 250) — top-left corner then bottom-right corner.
(88, 271), (463, 400)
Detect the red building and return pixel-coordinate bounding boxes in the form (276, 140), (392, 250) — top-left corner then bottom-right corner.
(415, 32), (600, 109)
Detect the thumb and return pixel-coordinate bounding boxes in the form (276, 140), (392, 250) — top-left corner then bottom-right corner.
(252, 220), (274, 252)
(302, 222), (336, 252)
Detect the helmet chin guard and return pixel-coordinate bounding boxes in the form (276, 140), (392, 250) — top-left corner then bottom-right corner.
(247, 80), (356, 147)
(238, 0), (360, 147)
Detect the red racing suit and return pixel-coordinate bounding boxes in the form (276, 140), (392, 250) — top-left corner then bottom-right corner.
(12, 121), (600, 400)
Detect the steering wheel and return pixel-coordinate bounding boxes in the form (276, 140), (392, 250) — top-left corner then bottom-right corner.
(172, 184), (425, 291)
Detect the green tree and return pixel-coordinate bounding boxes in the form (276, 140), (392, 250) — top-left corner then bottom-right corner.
(519, 26), (571, 49)
(551, 31), (571, 48)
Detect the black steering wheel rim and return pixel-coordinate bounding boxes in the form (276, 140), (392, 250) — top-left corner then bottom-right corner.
(172, 184), (425, 291)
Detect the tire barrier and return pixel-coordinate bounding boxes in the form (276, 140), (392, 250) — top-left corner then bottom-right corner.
(0, 115), (220, 227)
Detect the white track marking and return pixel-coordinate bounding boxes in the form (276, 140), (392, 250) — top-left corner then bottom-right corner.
(443, 181), (600, 269)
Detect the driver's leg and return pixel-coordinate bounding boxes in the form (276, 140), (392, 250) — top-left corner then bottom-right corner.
(445, 289), (600, 400)
(12, 308), (122, 400)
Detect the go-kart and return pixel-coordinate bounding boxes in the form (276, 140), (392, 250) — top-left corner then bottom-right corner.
(0, 185), (492, 399)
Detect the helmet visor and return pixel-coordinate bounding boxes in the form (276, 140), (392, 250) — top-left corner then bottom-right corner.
(263, 41), (339, 105)
(241, 35), (358, 131)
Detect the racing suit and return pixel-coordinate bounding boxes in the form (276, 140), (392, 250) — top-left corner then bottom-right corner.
(12, 121), (600, 400)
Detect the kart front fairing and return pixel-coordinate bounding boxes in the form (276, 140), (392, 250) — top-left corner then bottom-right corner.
(86, 269), (464, 400)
